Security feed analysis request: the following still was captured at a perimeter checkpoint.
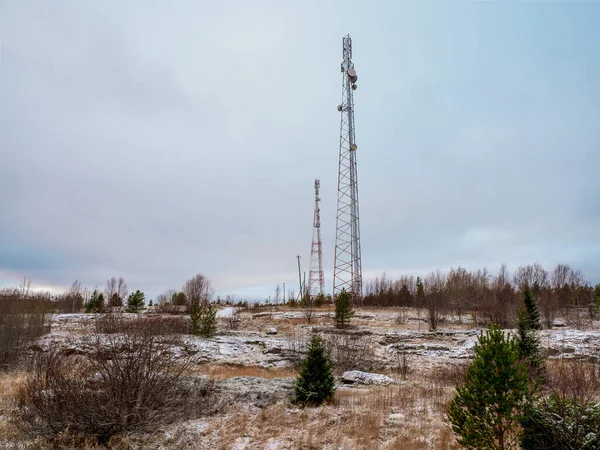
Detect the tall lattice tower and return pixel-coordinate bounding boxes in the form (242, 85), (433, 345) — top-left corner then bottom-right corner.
(308, 178), (324, 296)
(333, 34), (363, 299)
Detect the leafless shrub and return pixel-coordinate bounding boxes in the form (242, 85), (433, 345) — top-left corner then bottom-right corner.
(155, 302), (186, 315)
(225, 310), (240, 329)
(393, 345), (411, 379)
(323, 333), (375, 374)
(545, 358), (600, 404)
(17, 322), (213, 444)
(95, 314), (188, 335)
(427, 362), (469, 387)
(0, 289), (50, 370)
(286, 328), (308, 368)
(395, 308), (409, 325)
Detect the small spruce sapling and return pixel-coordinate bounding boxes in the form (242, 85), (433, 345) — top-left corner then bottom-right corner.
(294, 331), (335, 406)
(516, 286), (544, 376)
(334, 289), (354, 328)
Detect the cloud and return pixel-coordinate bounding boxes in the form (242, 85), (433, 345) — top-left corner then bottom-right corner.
(1, 1), (599, 299)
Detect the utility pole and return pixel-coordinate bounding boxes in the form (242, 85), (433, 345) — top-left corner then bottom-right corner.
(333, 34), (363, 300)
(297, 255), (303, 300)
(308, 179), (325, 297)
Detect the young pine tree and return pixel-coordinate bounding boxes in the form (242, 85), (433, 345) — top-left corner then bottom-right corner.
(448, 325), (531, 450)
(190, 301), (217, 337)
(86, 289), (105, 313)
(294, 331), (335, 406)
(334, 289), (354, 328)
(126, 290), (145, 313)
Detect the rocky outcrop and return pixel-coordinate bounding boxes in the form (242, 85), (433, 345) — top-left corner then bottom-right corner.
(341, 371), (395, 386)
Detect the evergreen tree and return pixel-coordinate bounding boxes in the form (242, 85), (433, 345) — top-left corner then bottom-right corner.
(108, 292), (123, 308)
(416, 277), (425, 307)
(294, 331), (335, 406)
(448, 325), (531, 450)
(85, 289), (105, 313)
(190, 301), (218, 337)
(594, 284), (600, 309)
(314, 293), (325, 308)
(126, 290), (145, 313)
(333, 289), (354, 328)
(521, 394), (600, 449)
(522, 286), (541, 330)
(171, 291), (186, 306)
(517, 286), (544, 375)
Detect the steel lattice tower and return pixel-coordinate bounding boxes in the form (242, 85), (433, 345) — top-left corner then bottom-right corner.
(308, 179), (324, 296)
(333, 34), (362, 299)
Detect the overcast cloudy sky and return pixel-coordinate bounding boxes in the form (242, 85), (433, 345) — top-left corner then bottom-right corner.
(1, 1), (598, 300)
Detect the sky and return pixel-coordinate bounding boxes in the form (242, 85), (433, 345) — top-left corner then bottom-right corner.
(1, 1), (599, 300)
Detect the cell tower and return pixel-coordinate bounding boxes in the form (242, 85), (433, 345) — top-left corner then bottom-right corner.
(308, 179), (324, 296)
(333, 34), (363, 299)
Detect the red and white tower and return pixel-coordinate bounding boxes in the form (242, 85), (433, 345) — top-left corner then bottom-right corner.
(308, 178), (324, 296)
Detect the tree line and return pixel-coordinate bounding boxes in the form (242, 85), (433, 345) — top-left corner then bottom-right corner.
(363, 263), (600, 328)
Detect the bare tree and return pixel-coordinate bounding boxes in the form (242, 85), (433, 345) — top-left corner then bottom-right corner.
(105, 277), (117, 299)
(446, 267), (471, 323)
(551, 263), (571, 290)
(512, 262), (548, 290)
(117, 277), (128, 300)
(274, 284), (281, 305)
(105, 277), (128, 308)
(68, 279), (84, 313)
(183, 273), (214, 308)
(425, 270), (446, 331)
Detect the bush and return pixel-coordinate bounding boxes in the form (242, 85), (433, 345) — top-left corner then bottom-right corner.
(448, 325), (531, 450)
(17, 323), (213, 444)
(521, 394), (600, 449)
(0, 289), (50, 370)
(294, 331), (335, 406)
(323, 332), (375, 374)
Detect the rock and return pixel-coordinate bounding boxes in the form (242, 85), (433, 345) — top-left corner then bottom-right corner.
(252, 312), (272, 318)
(266, 327), (278, 335)
(552, 319), (567, 327)
(386, 412), (405, 424)
(341, 370), (395, 386)
(218, 376), (294, 407)
(263, 346), (282, 354)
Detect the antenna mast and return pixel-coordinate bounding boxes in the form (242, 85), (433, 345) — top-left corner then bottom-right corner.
(333, 34), (363, 299)
(308, 178), (325, 296)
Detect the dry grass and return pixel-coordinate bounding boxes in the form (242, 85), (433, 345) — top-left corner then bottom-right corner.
(0, 371), (27, 442)
(545, 358), (600, 402)
(203, 368), (459, 450)
(189, 364), (297, 379)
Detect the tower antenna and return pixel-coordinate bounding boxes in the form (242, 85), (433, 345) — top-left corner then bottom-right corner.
(308, 178), (325, 297)
(333, 34), (363, 299)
